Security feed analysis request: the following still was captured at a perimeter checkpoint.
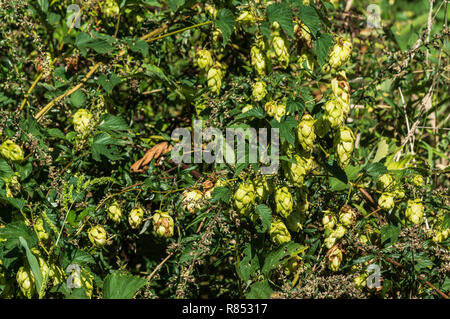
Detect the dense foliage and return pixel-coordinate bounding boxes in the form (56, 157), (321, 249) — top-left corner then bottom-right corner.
(0, 0), (449, 299)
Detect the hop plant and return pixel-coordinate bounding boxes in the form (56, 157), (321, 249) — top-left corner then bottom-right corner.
(271, 28), (290, 68)
(334, 125), (355, 169)
(236, 9), (256, 27)
(87, 225), (107, 247)
(242, 104), (254, 113)
(378, 192), (395, 210)
(411, 175), (424, 187)
(71, 268), (94, 298)
(331, 72), (351, 112)
(73, 109), (93, 134)
(294, 22), (312, 47)
(378, 174), (395, 192)
(250, 45), (266, 76)
(324, 235), (337, 249)
(196, 49), (213, 72)
(181, 189), (203, 213)
(254, 176), (271, 201)
(152, 211), (174, 238)
(0, 139), (24, 161)
(405, 199), (424, 225)
(297, 113), (316, 152)
(252, 80), (267, 101)
(270, 219), (291, 245)
(297, 51), (315, 74)
(323, 99), (345, 128)
(275, 186), (294, 218)
(100, 0), (120, 17)
(34, 218), (49, 242)
(3, 174), (20, 198)
(282, 153), (313, 186)
(129, 207), (144, 229)
(234, 181), (256, 216)
(338, 207), (356, 227)
(322, 210), (337, 230)
(107, 201), (122, 223)
(328, 247), (343, 272)
(329, 37), (352, 69)
(331, 224), (346, 239)
(207, 62), (225, 94)
(16, 267), (35, 298)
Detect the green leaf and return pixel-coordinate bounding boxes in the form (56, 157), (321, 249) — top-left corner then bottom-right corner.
(300, 87), (315, 111)
(237, 243), (260, 282)
(37, 0), (48, 12)
(299, 5), (321, 37)
(254, 204), (272, 233)
(235, 107), (265, 120)
(246, 280), (273, 299)
(262, 242), (302, 275)
(273, 116), (297, 145)
(212, 186), (231, 204)
(98, 114), (129, 132)
(266, 3), (294, 37)
(316, 33), (334, 67)
(69, 90), (86, 107)
(373, 138), (390, 163)
(127, 38), (149, 57)
(381, 224), (400, 244)
(287, 100), (305, 114)
(215, 9), (235, 45)
(75, 32), (114, 55)
(324, 160), (348, 185)
(0, 221), (37, 252)
(0, 158), (13, 179)
(102, 273), (148, 299)
(442, 277), (450, 292)
(19, 237), (42, 296)
(97, 73), (121, 94)
(365, 162), (388, 178)
(168, 0), (185, 11)
(143, 64), (170, 83)
(91, 133), (126, 162)
(7, 198), (26, 210)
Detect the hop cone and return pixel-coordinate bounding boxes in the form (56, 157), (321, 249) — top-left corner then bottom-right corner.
(334, 125), (355, 169)
(275, 186), (293, 218)
(270, 219), (291, 245)
(297, 113), (316, 152)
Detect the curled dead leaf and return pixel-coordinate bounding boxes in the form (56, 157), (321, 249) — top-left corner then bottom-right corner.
(130, 141), (173, 173)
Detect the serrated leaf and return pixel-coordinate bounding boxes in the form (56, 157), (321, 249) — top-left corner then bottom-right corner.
(97, 73), (121, 94)
(299, 5), (321, 37)
(262, 242), (301, 275)
(381, 224), (400, 244)
(215, 9), (235, 45)
(365, 162), (388, 178)
(0, 158), (13, 179)
(98, 114), (129, 132)
(69, 90), (86, 107)
(0, 221), (37, 252)
(254, 204), (272, 233)
(102, 273), (148, 299)
(246, 280), (273, 299)
(91, 133), (126, 162)
(275, 116), (297, 145)
(235, 107), (265, 120)
(212, 186), (231, 204)
(75, 32), (113, 55)
(168, 0), (185, 11)
(127, 38), (149, 57)
(266, 3), (294, 37)
(237, 243), (260, 282)
(316, 33), (334, 67)
(287, 100), (305, 114)
(442, 277), (450, 292)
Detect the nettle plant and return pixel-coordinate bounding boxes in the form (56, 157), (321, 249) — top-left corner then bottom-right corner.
(0, 0), (448, 299)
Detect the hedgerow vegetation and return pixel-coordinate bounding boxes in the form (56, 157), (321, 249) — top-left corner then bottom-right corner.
(0, 0), (449, 299)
